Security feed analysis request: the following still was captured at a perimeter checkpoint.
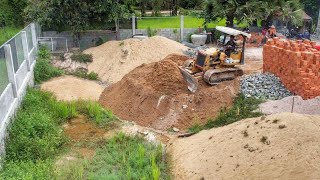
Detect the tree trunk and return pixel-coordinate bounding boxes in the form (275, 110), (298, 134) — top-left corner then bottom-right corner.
(115, 18), (120, 40)
(172, 0), (178, 16)
(316, 8), (320, 37)
(252, 20), (258, 27)
(226, 15), (234, 27)
(140, 1), (146, 17)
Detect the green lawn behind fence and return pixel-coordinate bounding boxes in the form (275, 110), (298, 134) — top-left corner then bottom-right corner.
(137, 16), (248, 29)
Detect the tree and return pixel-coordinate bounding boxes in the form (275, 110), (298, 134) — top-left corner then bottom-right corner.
(202, 0), (302, 27)
(0, 0), (27, 26)
(301, 0), (320, 25)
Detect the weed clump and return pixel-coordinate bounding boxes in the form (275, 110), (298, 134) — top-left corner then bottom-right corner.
(188, 94), (264, 133)
(34, 46), (63, 83)
(86, 133), (170, 180)
(71, 53), (93, 63)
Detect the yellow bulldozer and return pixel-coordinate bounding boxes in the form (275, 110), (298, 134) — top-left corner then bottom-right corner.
(180, 26), (251, 92)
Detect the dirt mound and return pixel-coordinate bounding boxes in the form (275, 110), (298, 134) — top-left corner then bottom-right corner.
(99, 54), (239, 131)
(84, 36), (188, 83)
(169, 113), (320, 180)
(41, 75), (104, 101)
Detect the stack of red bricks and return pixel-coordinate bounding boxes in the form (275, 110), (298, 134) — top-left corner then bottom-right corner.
(263, 37), (320, 99)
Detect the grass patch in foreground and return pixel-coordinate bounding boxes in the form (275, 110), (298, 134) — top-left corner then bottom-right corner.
(55, 133), (171, 180)
(0, 88), (117, 179)
(189, 94), (264, 133)
(88, 133), (170, 180)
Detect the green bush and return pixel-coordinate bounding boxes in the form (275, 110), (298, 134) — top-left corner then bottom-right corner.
(70, 53), (93, 63)
(5, 89), (68, 162)
(0, 160), (54, 180)
(87, 71), (98, 80)
(146, 27), (157, 37)
(34, 47), (63, 83)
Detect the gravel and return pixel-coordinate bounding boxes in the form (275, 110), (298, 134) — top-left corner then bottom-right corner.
(183, 45), (209, 58)
(240, 73), (292, 100)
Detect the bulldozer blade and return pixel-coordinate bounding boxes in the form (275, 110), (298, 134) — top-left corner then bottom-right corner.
(179, 67), (198, 93)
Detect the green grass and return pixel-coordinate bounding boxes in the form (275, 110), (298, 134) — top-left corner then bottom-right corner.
(34, 46), (64, 83)
(0, 58), (9, 94)
(86, 133), (170, 180)
(137, 16), (248, 29)
(189, 94), (264, 133)
(0, 89), (118, 179)
(0, 26), (22, 46)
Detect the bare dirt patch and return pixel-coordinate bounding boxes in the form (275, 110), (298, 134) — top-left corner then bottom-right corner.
(41, 75), (104, 101)
(84, 36), (188, 83)
(63, 115), (108, 142)
(99, 54), (239, 131)
(168, 112), (320, 180)
(259, 96), (320, 115)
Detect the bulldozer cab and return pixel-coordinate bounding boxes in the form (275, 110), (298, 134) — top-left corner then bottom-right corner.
(216, 26), (251, 65)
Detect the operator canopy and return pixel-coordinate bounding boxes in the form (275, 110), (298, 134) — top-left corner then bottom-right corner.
(216, 26), (251, 38)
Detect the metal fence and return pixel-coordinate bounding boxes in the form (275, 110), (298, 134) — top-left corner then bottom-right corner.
(0, 23), (40, 155)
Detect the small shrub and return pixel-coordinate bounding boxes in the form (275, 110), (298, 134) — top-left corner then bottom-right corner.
(71, 53), (93, 63)
(260, 136), (268, 143)
(0, 160), (54, 179)
(72, 69), (88, 79)
(146, 27), (157, 37)
(34, 47), (63, 83)
(95, 37), (104, 46)
(87, 72), (98, 80)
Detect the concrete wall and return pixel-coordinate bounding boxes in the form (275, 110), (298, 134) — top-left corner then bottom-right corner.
(119, 28), (198, 41)
(42, 30), (117, 51)
(0, 23), (38, 158)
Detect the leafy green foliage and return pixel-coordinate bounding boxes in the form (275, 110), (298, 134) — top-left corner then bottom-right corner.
(202, 0), (302, 27)
(69, 69), (99, 81)
(5, 89), (68, 162)
(0, 26), (22, 45)
(146, 27), (158, 37)
(87, 72), (99, 80)
(34, 46), (63, 83)
(70, 53), (93, 63)
(86, 133), (171, 180)
(0, 160), (54, 180)
(189, 94), (264, 133)
(0, 0), (27, 26)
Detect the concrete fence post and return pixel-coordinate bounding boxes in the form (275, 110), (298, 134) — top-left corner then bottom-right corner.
(4, 45), (18, 98)
(30, 23), (38, 51)
(180, 15), (184, 42)
(132, 15), (136, 36)
(21, 31), (31, 71)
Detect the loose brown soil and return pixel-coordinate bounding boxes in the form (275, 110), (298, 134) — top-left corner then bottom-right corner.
(99, 54), (239, 131)
(169, 113), (320, 180)
(63, 115), (108, 142)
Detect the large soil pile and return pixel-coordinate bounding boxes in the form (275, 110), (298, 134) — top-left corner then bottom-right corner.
(99, 54), (239, 130)
(169, 113), (320, 180)
(84, 36), (188, 83)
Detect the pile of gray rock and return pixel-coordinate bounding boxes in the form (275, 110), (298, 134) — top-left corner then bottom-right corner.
(240, 73), (292, 100)
(183, 46), (208, 58)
